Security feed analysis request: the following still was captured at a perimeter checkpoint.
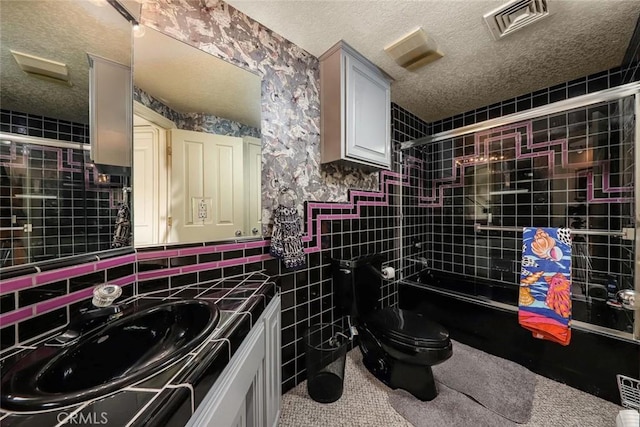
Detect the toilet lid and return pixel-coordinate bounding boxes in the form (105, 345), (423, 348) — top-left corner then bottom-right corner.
(365, 307), (450, 348)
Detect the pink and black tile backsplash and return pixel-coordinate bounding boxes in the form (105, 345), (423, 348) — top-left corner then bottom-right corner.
(0, 102), (423, 395)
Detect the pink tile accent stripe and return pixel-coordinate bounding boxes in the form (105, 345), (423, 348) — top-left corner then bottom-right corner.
(181, 261), (218, 273)
(36, 287), (94, 315)
(36, 263), (96, 285)
(137, 250), (180, 261)
(301, 169), (408, 252)
(0, 276), (34, 293)
(416, 120), (633, 207)
(0, 307), (34, 327)
(0, 281), (137, 327)
(96, 254), (136, 270)
(110, 274), (137, 287)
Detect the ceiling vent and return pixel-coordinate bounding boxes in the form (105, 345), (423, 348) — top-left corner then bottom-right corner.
(483, 0), (551, 40)
(10, 50), (72, 86)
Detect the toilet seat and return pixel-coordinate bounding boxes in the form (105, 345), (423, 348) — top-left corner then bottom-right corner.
(365, 307), (450, 349)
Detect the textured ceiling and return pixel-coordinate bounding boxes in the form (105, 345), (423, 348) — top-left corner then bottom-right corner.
(225, 0), (640, 122)
(1, 0), (260, 128)
(0, 0), (131, 125)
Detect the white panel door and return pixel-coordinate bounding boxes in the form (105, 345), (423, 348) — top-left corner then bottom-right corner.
(244, 137), (262, 237)
(344, 53), (391, 167)
(133, 125), (160, 246)
(169, 129), (244, 243)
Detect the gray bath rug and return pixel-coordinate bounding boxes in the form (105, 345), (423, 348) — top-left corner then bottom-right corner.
(389, 385), (517, 427)
(389, 340), (537, 426)
(431, 340), (536, 423)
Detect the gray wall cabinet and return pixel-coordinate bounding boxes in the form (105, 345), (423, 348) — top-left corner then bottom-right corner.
(320, 40), (392, 170)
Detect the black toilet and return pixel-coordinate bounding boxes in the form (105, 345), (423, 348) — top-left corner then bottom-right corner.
(333, 254), (452, 401)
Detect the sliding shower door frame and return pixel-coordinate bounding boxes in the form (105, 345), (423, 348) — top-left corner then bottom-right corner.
(400, 81), (640, 342)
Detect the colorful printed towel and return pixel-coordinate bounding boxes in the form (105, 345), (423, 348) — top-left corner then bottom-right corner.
(519, 227), (572, 346)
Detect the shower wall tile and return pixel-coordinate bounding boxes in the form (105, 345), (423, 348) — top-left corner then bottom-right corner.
(621, 14), (640, 84)
(0, 114), (126, 267)
(429, 67), (627, 133)
(409, 93), (635, 334)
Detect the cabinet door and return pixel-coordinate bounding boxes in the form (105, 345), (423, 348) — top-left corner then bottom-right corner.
(187, 323), (265, 427)
(88, 54), (132, 168)
(263, 296), (281, 427)
(344, 53), (391, 168)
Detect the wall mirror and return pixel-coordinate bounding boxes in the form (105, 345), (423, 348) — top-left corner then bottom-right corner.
(0, 0), (132, 268)
(132, 26), (262, 246)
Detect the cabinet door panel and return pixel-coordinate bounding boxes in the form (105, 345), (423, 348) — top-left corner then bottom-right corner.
(264, 296), (281, 427)
(187, 324), (265, 427)
(345, 54), (390, 167)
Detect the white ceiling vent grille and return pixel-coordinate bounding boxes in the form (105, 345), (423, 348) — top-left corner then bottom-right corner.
(483, 0), (550, 40)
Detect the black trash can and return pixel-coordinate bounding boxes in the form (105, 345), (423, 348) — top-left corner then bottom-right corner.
(304, 323), (349, 403)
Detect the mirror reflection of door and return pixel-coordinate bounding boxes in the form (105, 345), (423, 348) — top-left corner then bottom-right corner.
(169, 128), (244, 243)
(133, 108), (261, 245)
(133, 26), (261, 246)
(244, 137), (262, 237)
(133, 114), (168, 246)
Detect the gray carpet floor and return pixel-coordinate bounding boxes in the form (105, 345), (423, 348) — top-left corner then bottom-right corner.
(279, 348), (623, 427)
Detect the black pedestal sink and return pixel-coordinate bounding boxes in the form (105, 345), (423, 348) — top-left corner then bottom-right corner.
(1, 299), (220, 411)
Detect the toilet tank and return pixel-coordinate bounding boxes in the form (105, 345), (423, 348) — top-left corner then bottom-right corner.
(332, 254), (383, 319)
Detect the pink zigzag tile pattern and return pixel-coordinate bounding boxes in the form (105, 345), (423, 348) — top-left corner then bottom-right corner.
(303, 170), (407, 253)
(1, 118), (633, 327)
(409, 120), (633, 207)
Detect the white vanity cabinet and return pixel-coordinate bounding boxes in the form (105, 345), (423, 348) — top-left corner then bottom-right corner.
(187, 295), (281, 427)
(320, 40), (392, 170)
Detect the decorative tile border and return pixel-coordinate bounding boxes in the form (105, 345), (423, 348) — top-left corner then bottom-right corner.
(0, 139), (126, 209)
(415, 120), (633, 207)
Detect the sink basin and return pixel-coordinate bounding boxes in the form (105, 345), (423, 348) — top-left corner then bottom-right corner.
(1, 299), (219, 411)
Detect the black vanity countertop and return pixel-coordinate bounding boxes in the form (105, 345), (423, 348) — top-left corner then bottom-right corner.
(0, 271), (277, 427)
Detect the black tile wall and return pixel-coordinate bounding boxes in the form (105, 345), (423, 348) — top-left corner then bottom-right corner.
(0, 110), (89, 142)
(1, 111), (128, 266)
(272, 103), (427, 390)
(429, 67), (627, 133)
(621, 15), (640, 84)
(404, 67), (637, 335)
(17, 308), (67, 342)
(404, 97), (634, 332)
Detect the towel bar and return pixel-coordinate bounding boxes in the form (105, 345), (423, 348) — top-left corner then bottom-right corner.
(474, 224), (635, 240)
